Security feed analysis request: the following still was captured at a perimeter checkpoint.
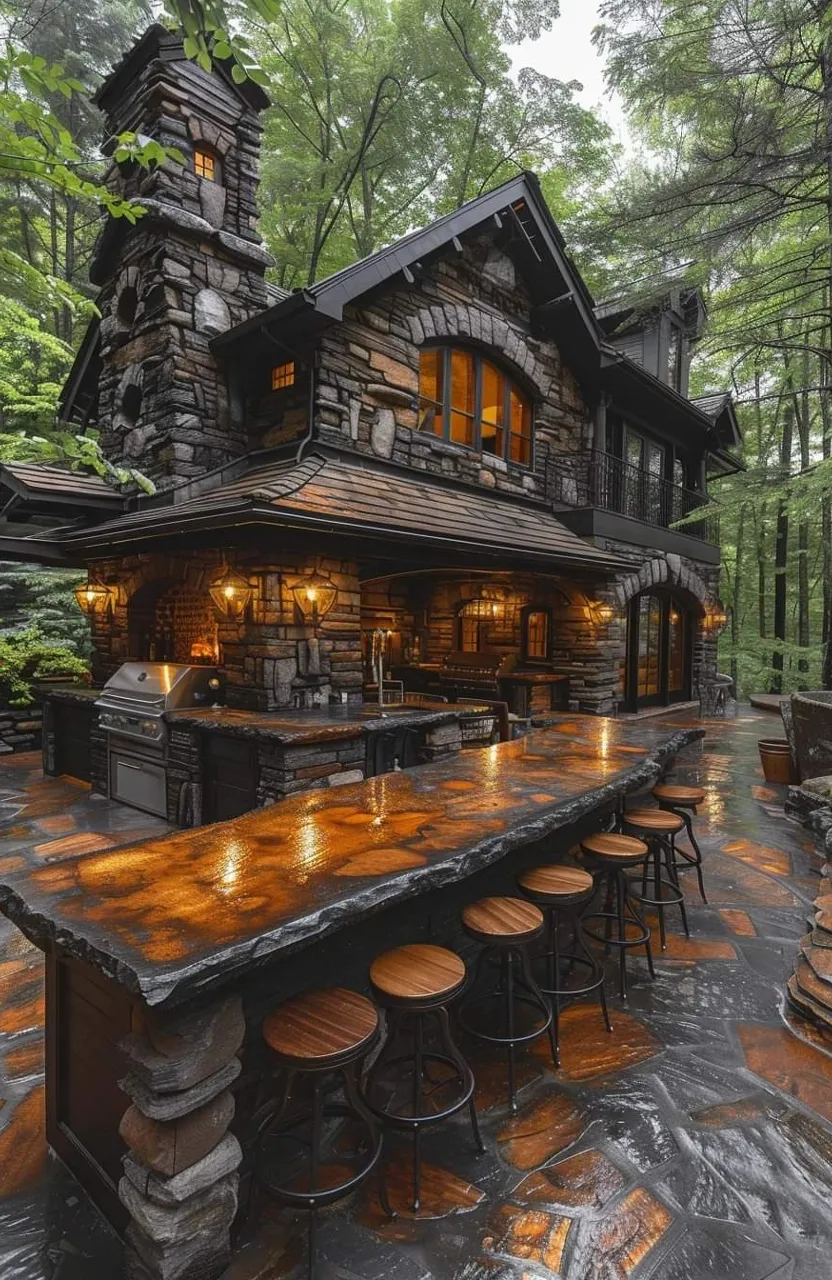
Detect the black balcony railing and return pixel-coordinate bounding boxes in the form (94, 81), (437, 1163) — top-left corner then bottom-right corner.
(545, 449), (719, 545)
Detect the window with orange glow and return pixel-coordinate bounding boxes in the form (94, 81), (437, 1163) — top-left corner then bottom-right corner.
(194, 147), (217, 181)
(417, 346), (533, 466)
(271, 361), (295, 391)
(525, 609), (550, 661)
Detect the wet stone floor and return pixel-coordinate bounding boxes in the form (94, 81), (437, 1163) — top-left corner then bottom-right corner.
(2, 710), (832, 1279)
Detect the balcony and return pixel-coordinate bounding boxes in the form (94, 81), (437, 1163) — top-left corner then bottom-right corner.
(546, 449), (719, 546)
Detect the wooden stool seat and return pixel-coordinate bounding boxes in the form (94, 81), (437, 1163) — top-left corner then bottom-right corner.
(623, 808), (685, 835)
(517, 864), (594, 899)
(370, 944), (466, 1002)
(653, 783), (706, 807)
(263, 988), (378, 1063)
(580, 832), (648, 862)
(462, 895), (544, 942)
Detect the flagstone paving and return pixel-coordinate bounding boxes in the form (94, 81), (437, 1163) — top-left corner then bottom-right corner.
(2, 710), (832, 1278)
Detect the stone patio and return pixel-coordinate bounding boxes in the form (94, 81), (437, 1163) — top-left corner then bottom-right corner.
(2, 709), (832, 1279)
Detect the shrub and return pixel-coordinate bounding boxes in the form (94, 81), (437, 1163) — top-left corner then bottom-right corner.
(0, 628), (90, 707)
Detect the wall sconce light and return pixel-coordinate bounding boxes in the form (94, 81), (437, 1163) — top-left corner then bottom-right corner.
(292, 571), (337, 626)
(74, 576), (115, 616)
(589, 600), (616, 625)
(209, 568), (252, 619)
(703, 606), (728, 633)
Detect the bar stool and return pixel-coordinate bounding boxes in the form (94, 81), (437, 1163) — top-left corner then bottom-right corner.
(653, 783), (708, 903)
(458, 896), (556, 1112)
(363, 943), (483, 1213)
(516, 864), (612, 1063)
(253, 988), (386, 1279)
(622, 808), (690, 951)
(580, 832), (655, 1000)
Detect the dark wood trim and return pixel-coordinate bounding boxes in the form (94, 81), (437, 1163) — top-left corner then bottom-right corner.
(555, 506), (720, 564)
(46, 950), (133, 1234)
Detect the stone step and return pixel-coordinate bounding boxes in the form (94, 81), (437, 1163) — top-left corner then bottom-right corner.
(802, 937), (832, 986)
(787, 974), (832, 1031)
(794, 955), (832, 1012)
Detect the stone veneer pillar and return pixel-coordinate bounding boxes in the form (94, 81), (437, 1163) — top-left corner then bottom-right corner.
(117, 994), (245, 1280)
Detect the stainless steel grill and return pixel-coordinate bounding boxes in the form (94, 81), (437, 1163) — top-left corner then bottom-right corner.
(96, 663), (222, 818)
(95, 662), (221, 746)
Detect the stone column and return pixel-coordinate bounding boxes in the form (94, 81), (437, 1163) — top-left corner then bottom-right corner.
(118, 994), (245, 1280)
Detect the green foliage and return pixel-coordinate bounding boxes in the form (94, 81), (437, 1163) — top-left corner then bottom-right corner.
(0, 627), (89, 707)
(247, 0), (613, 285)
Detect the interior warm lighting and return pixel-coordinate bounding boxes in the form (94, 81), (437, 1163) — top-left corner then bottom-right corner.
(194, 147), (216, 181)
(209, 569), (252, 618)
(292, 571), (337, 625)
(271, 361), (295, 390)
(74, 577), (115, 616)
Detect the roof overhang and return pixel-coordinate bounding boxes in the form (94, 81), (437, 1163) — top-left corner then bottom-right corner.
(214, 172), (602, 379)
(600, 348), (715, 445)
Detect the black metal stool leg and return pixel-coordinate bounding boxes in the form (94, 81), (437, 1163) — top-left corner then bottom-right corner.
(652, 840), (667, 951)
(505, 950), (516, 1112)
(518, 944), (558, 1070)
(435, 1005), (484, 1152)
(661, 837), (690, 936)
(615, 871), (627, 999)
(551, 908), (561, 1066)
(411, 1014), (424, 1213)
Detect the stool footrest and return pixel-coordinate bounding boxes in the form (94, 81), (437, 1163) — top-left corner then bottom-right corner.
(582, 912), (650, 950)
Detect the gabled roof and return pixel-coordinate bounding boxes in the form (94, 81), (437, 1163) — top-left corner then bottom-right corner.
(94, 23), (269, 117)
(214, 172), (602, 375)
(692, 391), (744, 473)
(49, 449), (627, 572)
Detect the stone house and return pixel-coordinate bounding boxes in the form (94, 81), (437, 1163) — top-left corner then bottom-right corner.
(0, 24), (741, 751)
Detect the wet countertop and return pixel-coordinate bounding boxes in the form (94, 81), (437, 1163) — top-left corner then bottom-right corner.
(39, 684), (102, 704)
(166, 701), (467, 745)
(0, 714), (703, 1008)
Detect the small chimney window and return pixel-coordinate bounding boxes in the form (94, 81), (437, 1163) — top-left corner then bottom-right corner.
(271, 361), (295, 391)
(194, 147), (217, 182)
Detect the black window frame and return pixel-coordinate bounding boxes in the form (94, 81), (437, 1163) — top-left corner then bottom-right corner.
(521, 604), (552, 665)
(418, 344), (535, 469)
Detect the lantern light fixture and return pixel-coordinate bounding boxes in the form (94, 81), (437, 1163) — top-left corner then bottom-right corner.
(292, 571), (337, 626)
(703, 606), (728, 633)
(589, 599), (616, 625)
(209, 567), (252, 619)
(74, 576), (115, 616)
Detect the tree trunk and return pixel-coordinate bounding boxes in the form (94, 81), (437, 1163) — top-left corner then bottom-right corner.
(771, 400), (793, 693)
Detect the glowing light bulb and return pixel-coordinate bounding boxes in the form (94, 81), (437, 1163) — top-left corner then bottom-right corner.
(224, 584), (234, 598)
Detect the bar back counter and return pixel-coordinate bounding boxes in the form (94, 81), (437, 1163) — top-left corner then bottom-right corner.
(0, 713), (702, 1280)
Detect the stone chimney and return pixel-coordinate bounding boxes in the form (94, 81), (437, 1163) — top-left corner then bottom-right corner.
(90, 25), (271, 488)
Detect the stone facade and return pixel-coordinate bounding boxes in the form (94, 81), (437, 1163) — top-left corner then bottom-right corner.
(301, 237), (594, 503)
(92, 33), (270, 487)
(0, 705), (42, 754)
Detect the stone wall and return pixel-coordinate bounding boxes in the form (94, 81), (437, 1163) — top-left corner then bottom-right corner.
(0, 705), (42, 754)
(89, 548), (363, 712)
(305, 234), (595, 500)
(93, 37), (270, 487)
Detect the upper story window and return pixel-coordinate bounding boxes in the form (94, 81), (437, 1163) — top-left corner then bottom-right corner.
(418, 346), (533, 467)
(271, 361), (295, 391)
(194, 147), (218, 182)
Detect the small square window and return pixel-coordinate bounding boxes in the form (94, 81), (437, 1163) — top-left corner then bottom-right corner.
(194, 148), (216, 181)
(271, 361), (295, 390)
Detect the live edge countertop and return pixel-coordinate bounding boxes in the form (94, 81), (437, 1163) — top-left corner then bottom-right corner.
(0, 714), (703, 1009)
(165, 700), (466, 745)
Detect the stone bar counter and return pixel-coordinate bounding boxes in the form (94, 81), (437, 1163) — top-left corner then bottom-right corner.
(0, 714), (703, 1280)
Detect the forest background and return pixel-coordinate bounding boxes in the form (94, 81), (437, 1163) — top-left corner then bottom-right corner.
(0, 0), (828, 698)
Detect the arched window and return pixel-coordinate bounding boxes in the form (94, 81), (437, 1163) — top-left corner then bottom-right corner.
(194, 146), (219, 183)
(418, 346), (533, 466)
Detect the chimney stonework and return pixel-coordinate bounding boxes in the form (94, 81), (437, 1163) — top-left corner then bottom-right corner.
(91, 28), (271, 488)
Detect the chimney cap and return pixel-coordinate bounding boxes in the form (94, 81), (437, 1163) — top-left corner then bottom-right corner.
(94, 22), (270, 116)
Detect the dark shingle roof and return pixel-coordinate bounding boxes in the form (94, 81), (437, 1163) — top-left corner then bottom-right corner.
(60, 451), (626, 571)
(0, 462), (124, 509)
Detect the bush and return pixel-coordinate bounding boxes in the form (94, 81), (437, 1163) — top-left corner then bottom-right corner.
(0, 628), (90, 707)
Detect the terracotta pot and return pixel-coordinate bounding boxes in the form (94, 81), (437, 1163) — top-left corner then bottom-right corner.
(758, 739), (795, 785)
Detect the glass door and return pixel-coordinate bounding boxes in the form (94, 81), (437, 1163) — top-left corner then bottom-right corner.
(625, 592), (691, 710)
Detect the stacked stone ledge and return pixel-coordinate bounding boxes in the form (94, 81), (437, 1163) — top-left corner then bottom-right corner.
(786, 806), (832, 1037)
(118, 994), (245, 1280)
